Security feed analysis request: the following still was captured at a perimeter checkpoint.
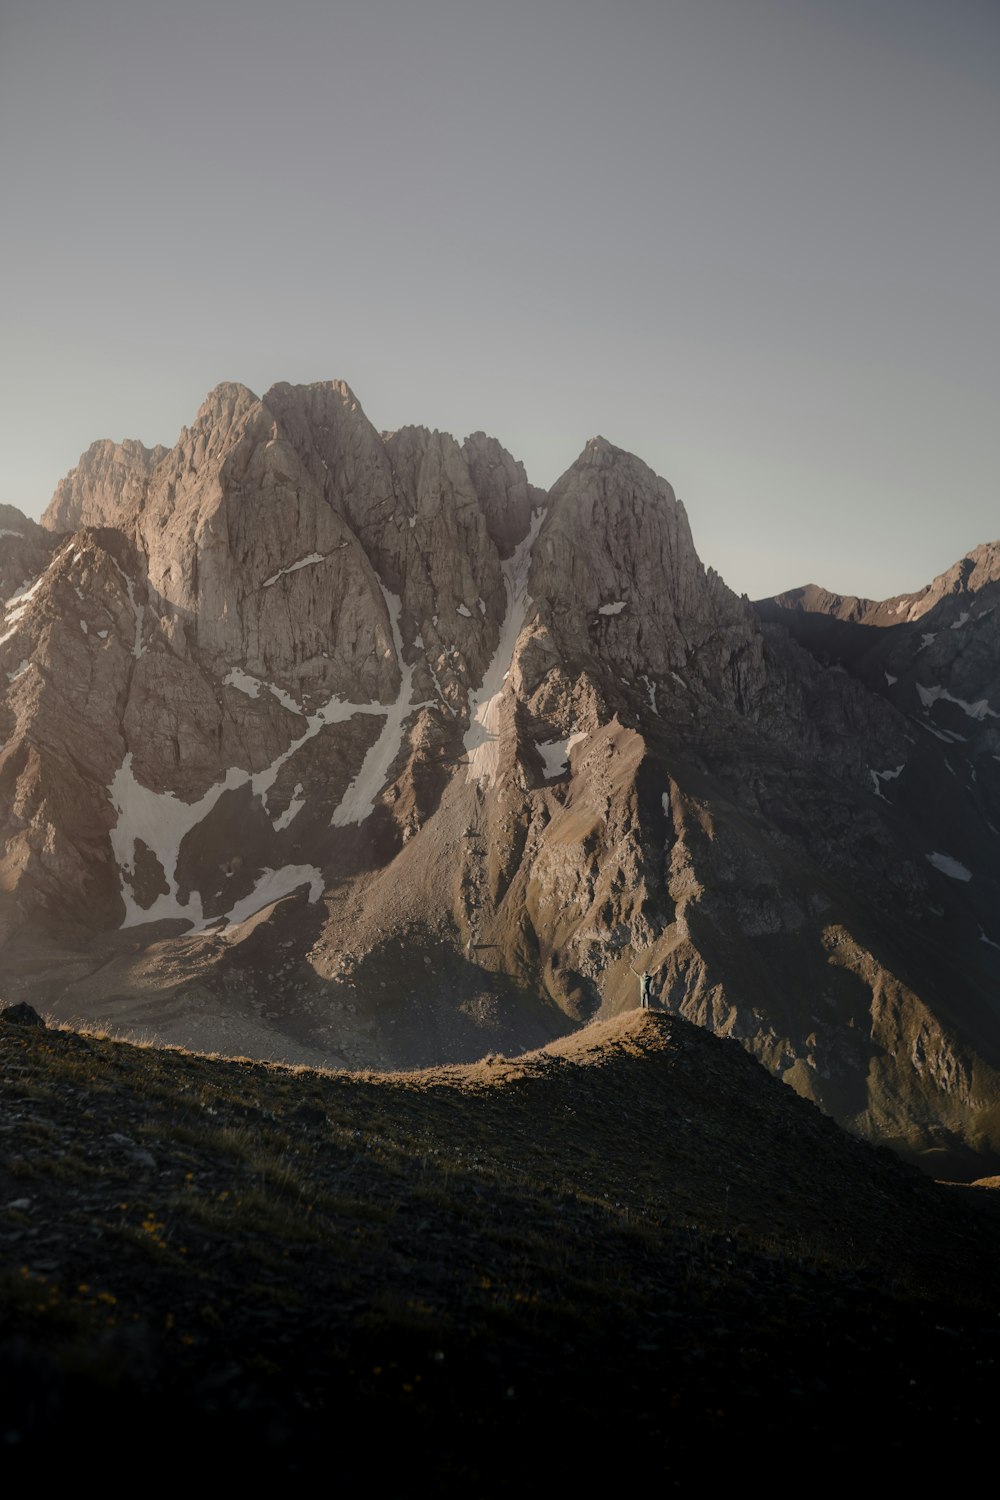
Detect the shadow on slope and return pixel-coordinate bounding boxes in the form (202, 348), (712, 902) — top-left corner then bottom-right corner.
(2, 1006), (998, 1488)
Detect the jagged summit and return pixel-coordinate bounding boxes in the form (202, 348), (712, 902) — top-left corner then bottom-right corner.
(573, 433), (674, 483)
(196, 378), (259, 412)
(2, 377), (999, 1177)
(264, 376), (359, 403)
(42, 436), (170, 533)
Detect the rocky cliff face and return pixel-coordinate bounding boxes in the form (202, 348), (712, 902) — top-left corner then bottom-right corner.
(2, 380), (998, 1178)
(43, 438), (170, 533)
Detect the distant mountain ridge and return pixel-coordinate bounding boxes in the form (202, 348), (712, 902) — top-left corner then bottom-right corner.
(762, 539), (1000, 627)
(1, 377), (998, 1177)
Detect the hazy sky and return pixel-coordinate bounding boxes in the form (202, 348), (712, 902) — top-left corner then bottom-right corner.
(1, 0), (997, 599)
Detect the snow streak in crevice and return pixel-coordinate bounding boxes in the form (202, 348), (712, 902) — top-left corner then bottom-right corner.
(331, 585), (431, 826)
(464, 508), (546, 786)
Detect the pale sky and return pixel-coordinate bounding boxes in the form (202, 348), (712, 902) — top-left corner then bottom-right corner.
(1, 0), (997, 601)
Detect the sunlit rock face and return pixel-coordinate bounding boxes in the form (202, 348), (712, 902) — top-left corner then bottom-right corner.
(1, 378), (998, 1178)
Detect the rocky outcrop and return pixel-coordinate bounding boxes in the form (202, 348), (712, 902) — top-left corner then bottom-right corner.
(0, 505), (61, 610)
(462, 432), (541, 558)
(380, 425), (505, 691)
(2, 380), (998, 1178)
(43, 438), (169, 532)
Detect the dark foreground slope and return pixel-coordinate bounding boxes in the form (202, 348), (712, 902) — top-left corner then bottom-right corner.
(2, 1005), (998, 1489)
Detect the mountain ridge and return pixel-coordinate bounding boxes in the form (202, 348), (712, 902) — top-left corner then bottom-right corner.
(5, 1001), (999, 1484)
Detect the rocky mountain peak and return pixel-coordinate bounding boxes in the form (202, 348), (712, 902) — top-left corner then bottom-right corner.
(581, 433), (617, 458)
(171, 381), (266, 476)
(766, 584), (878, 625)
(531, 434), (756, 700)
(265, 376), (360, 410)
(193, 380), (260, 422)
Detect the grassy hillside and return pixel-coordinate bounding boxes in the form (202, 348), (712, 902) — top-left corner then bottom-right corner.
(2, 1005), (998, 1489)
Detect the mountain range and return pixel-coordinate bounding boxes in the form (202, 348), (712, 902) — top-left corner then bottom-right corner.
(1, 378), (998, 1177)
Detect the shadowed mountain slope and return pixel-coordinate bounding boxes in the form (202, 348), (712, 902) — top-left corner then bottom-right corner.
(3, 1005), (999, 1487)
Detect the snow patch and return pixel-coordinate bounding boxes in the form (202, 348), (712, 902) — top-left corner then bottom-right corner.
(662, 790), (671, 818)
(331, 587), (426, 826)
(478, 597), (486, 616)
(980, 928), (1000, 952)
(273, 783), (306, 831)
(870, 764), (905, 798)
(641, 674), (658, 715)
(926, 851), (972, 882)
(884, 672), (898, 686)
(109, 753), (325, 930)
(224, 866), (324, 926)
(79, 620), (88, 634)
(0, 576), (44, 646)
(0, 528), (24, 539)
(108, 754), (250, 928)
(224, 668), (263, 699)
(916, 633), (936, 652)
(951, 611), (969, 630)
(456, 603), (472, 618)
(536, 731), (587, 779)
(223, 669), (302, 715)
(916, 683), (998, 721)
(464, 508), (546, 786)
(267, 682), (303, 717)
(262, 552), (326, 588)
(922, 722), (967, 744)
(598, 601), (627, 616)
(4, 576), (43, 609)
(6, 659), (29, 682)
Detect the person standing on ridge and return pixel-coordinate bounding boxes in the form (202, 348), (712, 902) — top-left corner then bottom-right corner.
(630, 963), (652, 1009)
